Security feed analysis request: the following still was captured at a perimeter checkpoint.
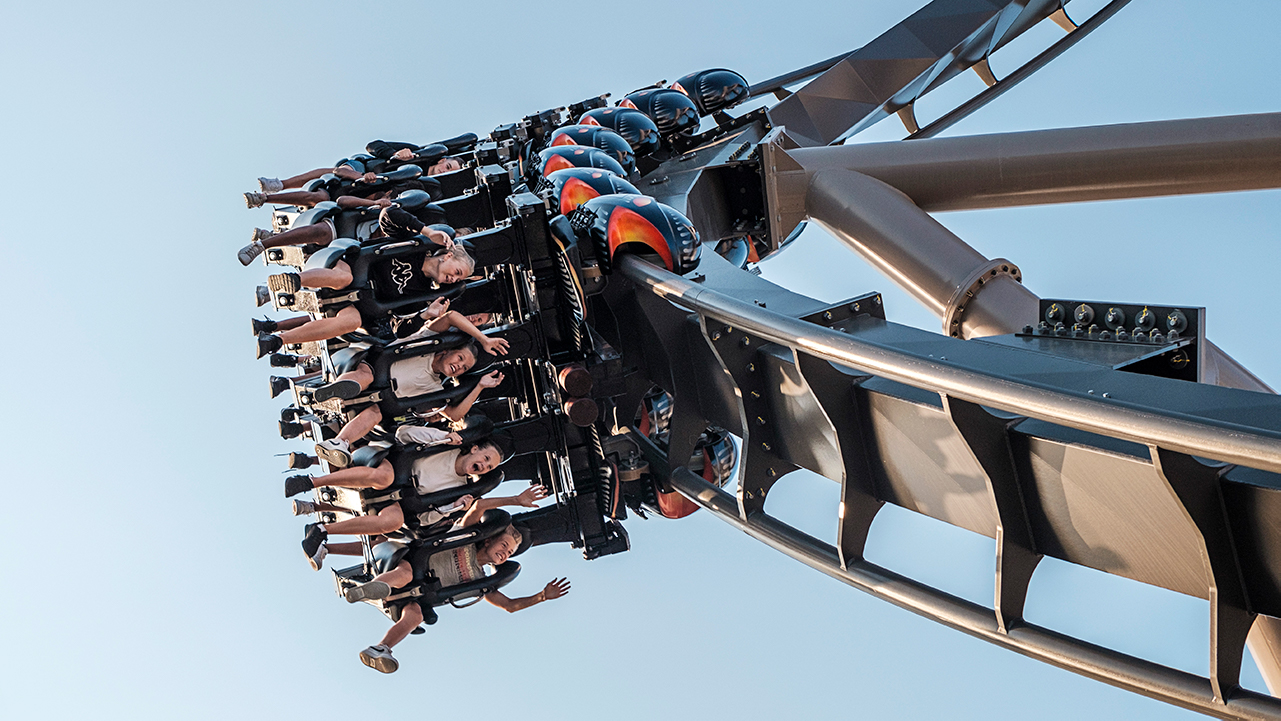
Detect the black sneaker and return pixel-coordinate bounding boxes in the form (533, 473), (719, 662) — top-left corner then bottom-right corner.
(285, 475), (313, 498)
(302, 523), (328, 558)
(269, 353), (300, 368)
(255, 285), (270, 307)
(313, 379), (361, 403)
(252, 317), (278, 334)
(286, 452), (318, 469)
(279, 421), (304, 440)
(257, 333), (283, 360)
(269, 376), (291, 398)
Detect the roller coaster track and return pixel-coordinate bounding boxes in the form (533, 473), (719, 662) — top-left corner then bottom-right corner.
(609, 253), (1281, 720)
(577, 2), (1281, 716)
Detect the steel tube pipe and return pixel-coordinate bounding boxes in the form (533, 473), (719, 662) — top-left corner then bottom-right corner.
(619, 255), (1281, 474)
(670, 468), (1281, 721)
(805, 167), (1039, 337)
(790, 112), (1281, 212)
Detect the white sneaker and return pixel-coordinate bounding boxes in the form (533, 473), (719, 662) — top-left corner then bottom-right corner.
(237, 240), (265, 266)
(258, 177), (284, 193)
(291, 499), (317, 516)
(359, 644), (399, 674)
(344, 580), (392, 603)
(251, 227), (275, 242)
(244, 191), (267, 208)
(308, 543), (328, 571)
(315, 438), (351, 468)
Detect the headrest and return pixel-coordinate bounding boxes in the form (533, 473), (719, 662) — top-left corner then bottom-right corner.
(379, 164), (423, 182)
(434, 132), (479, 154)
(618, 88), (699, 136)
(671, 68), (750, 116)
(427, 223), (456, 240)
(413, 143), (448, 166)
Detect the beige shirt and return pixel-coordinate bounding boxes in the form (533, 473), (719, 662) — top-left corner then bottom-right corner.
(388, 352), (444, 398)
(427, 544), (486, 588)
(409, 448), (467, 495)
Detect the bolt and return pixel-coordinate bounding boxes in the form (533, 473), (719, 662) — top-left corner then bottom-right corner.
(853, 303), (860, 312)
(823, 311), (833, 321)
(747, 363), (755, 372)
(741, 337), (751, 347)
(1102, 392), (1111, 398)
(750, 390), (761, 399)
(710, 330), (722, 341)
(768, 468), (777, 477)
(761, 442), (771, 451)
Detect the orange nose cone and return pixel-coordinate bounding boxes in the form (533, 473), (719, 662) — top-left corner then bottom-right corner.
(559, 177), (600, 215)
(581, 116), (602, 126)
(671, 81), (689, 97)
(607, 206), (674, 270)
(551, 134), (578, 147)
(619, 98), (638, 110)
(543, 154), (576, 176)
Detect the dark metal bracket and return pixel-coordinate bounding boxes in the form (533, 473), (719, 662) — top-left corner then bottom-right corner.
(943, 396), (1042, 633)
(1151, 447), (1255, 703)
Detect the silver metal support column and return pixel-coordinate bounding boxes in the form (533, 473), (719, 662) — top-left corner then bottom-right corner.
(804, 167), (1038, 338)
(790, 112), (1281, 212)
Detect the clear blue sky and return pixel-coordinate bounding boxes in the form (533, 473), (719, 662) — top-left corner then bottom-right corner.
(2, 1), (1278, 719)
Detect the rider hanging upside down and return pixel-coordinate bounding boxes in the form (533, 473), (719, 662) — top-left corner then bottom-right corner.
(333, 509), (570, 674)
(254, 235), (476, 358)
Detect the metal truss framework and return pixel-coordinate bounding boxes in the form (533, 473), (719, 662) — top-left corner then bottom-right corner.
(593, 1), (1281, 718)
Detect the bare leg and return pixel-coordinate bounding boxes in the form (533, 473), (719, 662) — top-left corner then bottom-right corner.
(262, 190), (331, 208)
(323, 503), (404, 536)
(263, 224), (334, 250)
(327, 541), (366, 556)
(372, 560), (414, 590)
(280, 166), (362, 189)
(380, 601), (423, 650)
(278, 307), (361, 344)
(300, 260), (353, 290)
(273, 315), (310, 332)
(331, 362), (375, 391)
(312, 458), (394, 490)
(338, 406), (383, 444)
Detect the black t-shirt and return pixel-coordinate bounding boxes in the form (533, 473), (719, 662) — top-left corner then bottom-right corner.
(368, 251), (438, 301)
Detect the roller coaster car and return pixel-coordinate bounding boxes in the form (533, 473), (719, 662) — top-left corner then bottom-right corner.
(333, 418), (508, 536)
(651, 427), (736, 519)
(568, 194), (702, 275)
(578, 107), (662, 158)
(546, 125), (636, 175)
(437, 164), (514, 231)
(618, 88), (700, 137)
(333, 509), (521, 624)
(284, 235), (468, 318)
(305, 163), (426, 197)
(537, 167), (641, 216)
(670, 68), (749, 116)
(525, 145), (626, 185)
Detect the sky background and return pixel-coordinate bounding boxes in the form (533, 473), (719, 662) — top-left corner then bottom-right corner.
(3, 0), (1279, 718)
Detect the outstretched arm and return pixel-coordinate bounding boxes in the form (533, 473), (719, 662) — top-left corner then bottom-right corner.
(440, 370), (504, 422)
(458, 484), (548, 526)
(485, 578), (571, 613)
(336, 195), (393, 209)
(425, 309), (509, 356)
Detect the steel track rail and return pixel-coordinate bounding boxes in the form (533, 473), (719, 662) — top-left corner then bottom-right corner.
(617, 254), (1281, 476)
(669, 468), (1281, 721)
